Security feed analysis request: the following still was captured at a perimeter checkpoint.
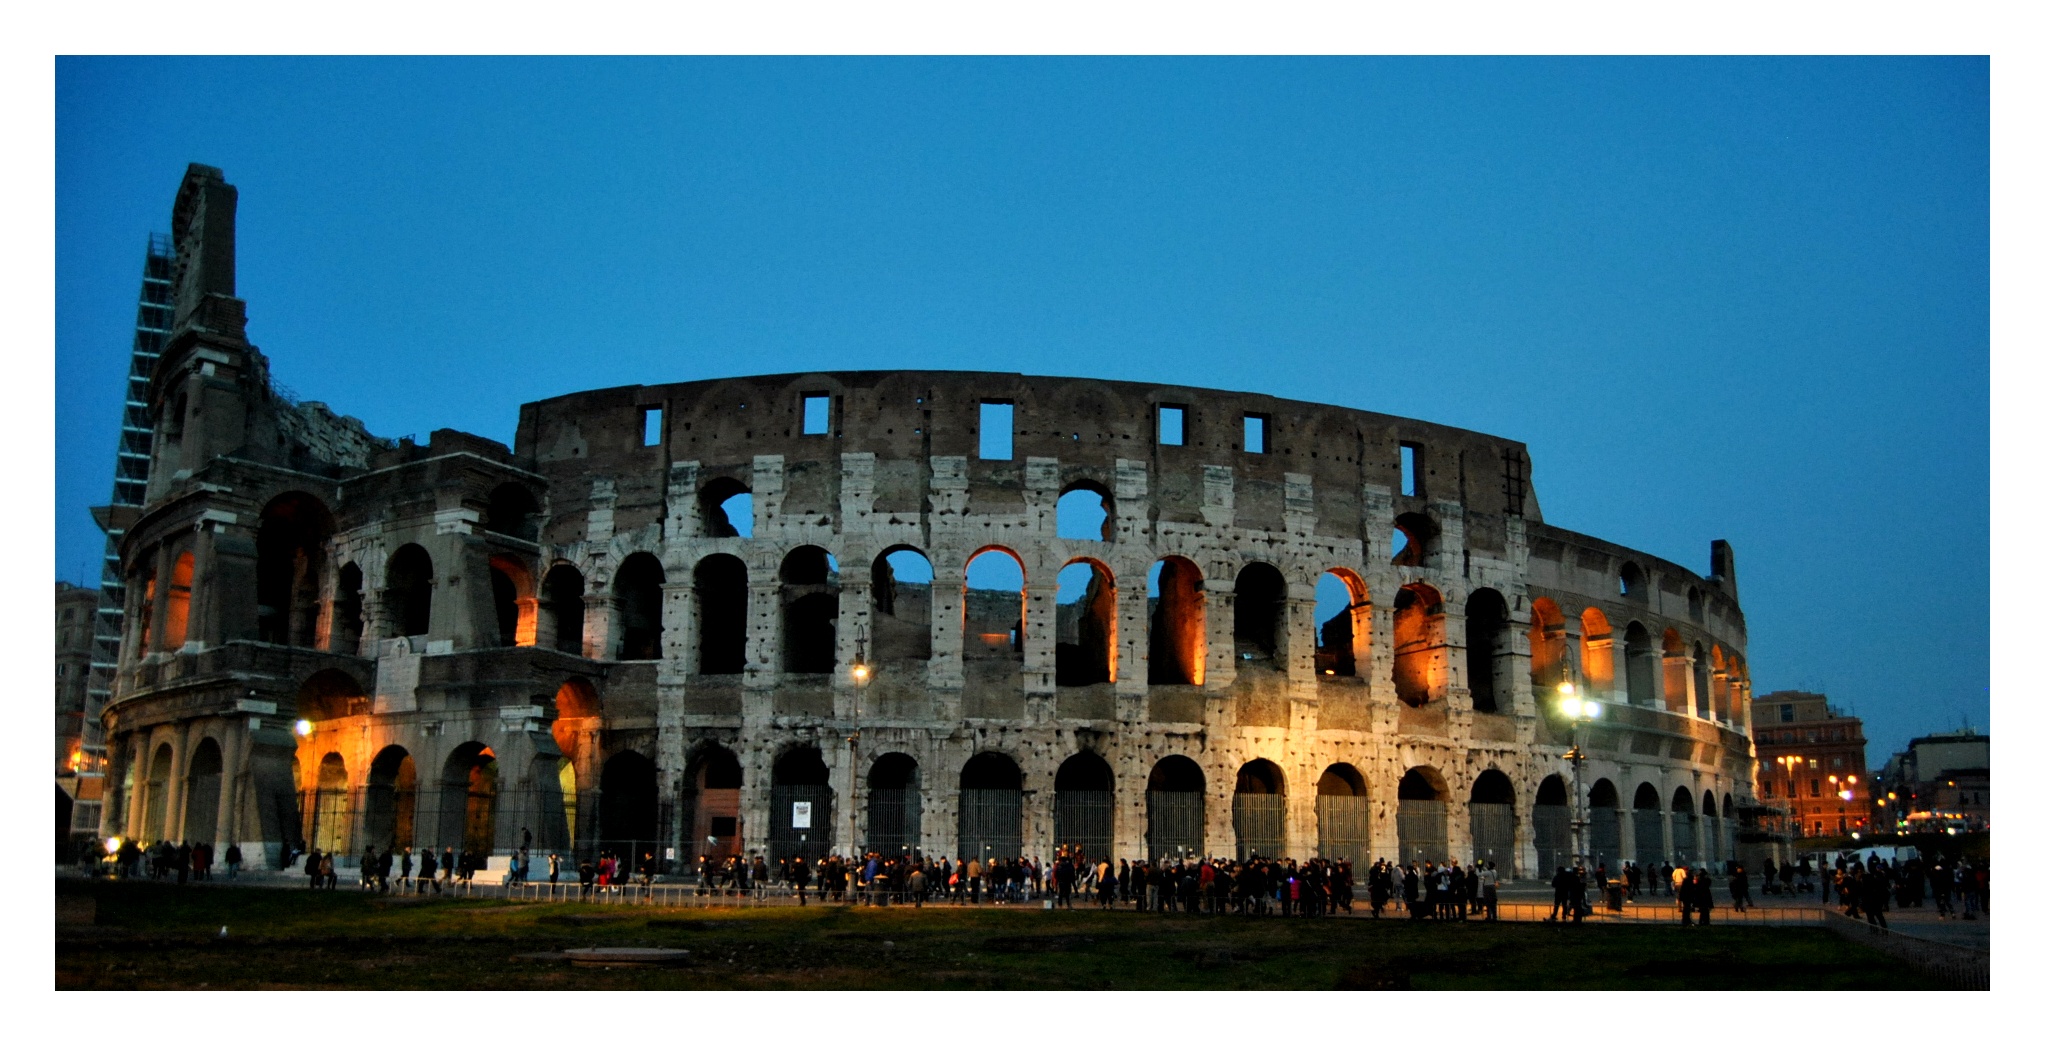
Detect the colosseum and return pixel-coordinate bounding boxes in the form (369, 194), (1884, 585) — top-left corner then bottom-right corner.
(99, 165), (1762, 879)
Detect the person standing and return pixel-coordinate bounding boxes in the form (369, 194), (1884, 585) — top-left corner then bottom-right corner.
(305, 847), (323, 889)
(1864, 864), (1891, 928)
(399, 846), (413, 889)
(442, 846), (455, 887)
(419, 846), (439, 894)
(224, 843), (242, 880)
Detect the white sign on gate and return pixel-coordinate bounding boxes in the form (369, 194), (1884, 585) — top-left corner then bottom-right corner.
(791, 801), (813, 829)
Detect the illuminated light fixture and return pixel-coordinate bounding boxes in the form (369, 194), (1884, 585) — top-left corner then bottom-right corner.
(1558, 680), (1575, 696)
(104, 836), (122, 855)
(1560, 696), (1581, 718)
(851, 663), (870, 684)
(294, 719), (313, 737)
(1584, 701), (1602, 718)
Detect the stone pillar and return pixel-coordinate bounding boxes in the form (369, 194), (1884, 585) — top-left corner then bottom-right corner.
(1665, 651), (1697, 717)
(1021, 580), (1058, 721)
(742, 577), (779, 722)
(1202, 577), (1236, 690)
(1114, 584), (1148, 722)
(1616, 806), (1636, 865)
(926, 567), (964, 720)
(584, 593), (618, 662)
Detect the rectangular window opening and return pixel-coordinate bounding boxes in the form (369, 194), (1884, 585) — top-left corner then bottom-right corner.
(1399, 442), (1422, 497)
(979, 400), (1014, 460)
(641, 407), (662, 447)
(802, 393), (831, 436)
(1158, 405), (1186, 447)
(1243, 413), (1268, 454)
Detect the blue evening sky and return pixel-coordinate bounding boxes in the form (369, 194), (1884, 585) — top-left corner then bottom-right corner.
(54, 57), (1987, 760)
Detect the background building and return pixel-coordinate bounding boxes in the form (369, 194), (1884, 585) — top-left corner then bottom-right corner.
(1751, 689), (1873, 838)
(55, 582), (99, 852)
(1878, 730), (1989, 834)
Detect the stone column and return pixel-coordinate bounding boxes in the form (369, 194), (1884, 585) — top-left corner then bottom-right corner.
(1665, 651), (1697, 717)
(1616, 806), (1636, 865)
(1021, 580), (1058, 721)
(1114, 584), (1149, 722)
(1202, 577), (1236, 690)
(583, 593), (618, 662)
(835, 566), (872, 720)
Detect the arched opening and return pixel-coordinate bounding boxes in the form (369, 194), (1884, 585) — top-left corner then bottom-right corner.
(183, 738), (223, 843)
(1231, 561), (1286, 666)
(384, 544), (433, 638)
(1662, 629), (1690, 714)
(1619, 561), (1646, 599)
(597, 751), (659, 858)
(440, 743), (498, 858)
(488, 555), (535, 648)
(1469, 769), (1516, 875)
(769, 746), (832, 865)
(309, 752), (350, 854)
(331, 562), (364, 654)
(132, 563), (156, 653)
(1392, 583), (1445, 707)
(957, 752), (1023, 863)
(1056, 482), (1112, 541)
(1147, 556), (1205, 685)
(1530, 598), (1566, 691)
(699, 477), (753, 538)
(1624, 622), (1657, 707)
(553, 760), (578, 852)
(549, 679), (599, 847)
(256, 492), (333, 647)
(363, 745), (417, 850)
(541, 563), (586, 656)
(484, 482), (540, 542)
(1055, 559), (1115, 686)
(870, 547), (932, 662)
(1587, 779), (1620, 867)
(1314, 570), (1370, 679)
(1693, 643), (1714, 721)
(613, 552), (666, 660)
(1702, 791), (1721, 863)
(682, 745), (743, 865)
(964, 547), (1024, 666)
(1316, 764), (1368, 861)
(1670, 787), (1697, 864)
(1579, 607), (1613, 697)
(1054, 750), (1114, 861)
(142, 742), (174, 841)
(1711, 646), (1733, 724)
(1146, 756), (1205, 862)
(694, 554), (749, 673)
(780, 546), (839, 673)
(1396, 768), (1448, 864)
(1232, 759), (1286, 860)
(295, 668), (371, 721)
(1533, 774), (1570, 877)
(1465, 588), (1509, 713)
(163, 552), (194, 649)
(1391, 512), (1434, 568)
(1633, 782), (1665, 867)
(866, 753), (921, 857)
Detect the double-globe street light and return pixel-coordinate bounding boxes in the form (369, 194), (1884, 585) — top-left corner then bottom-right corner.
(1558, 678), (1603, 876)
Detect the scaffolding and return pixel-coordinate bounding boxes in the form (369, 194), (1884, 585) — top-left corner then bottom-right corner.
(76, 233), (173, 842)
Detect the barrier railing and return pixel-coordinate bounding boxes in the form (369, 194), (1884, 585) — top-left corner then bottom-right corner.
(1822, 911), (1988, 990)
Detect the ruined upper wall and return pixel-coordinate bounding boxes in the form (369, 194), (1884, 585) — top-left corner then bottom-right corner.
(516, 371), (1541, 543)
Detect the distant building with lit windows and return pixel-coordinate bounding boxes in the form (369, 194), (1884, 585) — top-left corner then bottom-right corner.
(1877, 730), (1988, 834)
(1751, 690), (1872, 838)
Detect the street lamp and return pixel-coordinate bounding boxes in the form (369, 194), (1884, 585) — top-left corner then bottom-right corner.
(1557, 677), (1602, 874)
(848, 633), (871, 863)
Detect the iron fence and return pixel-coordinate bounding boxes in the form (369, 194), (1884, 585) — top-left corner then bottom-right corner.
(1823, 911), (1988, 989)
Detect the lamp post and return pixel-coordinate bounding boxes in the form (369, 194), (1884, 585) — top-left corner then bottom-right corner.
(1558, 678), (1602, 873)
(848, 634), (870, 864)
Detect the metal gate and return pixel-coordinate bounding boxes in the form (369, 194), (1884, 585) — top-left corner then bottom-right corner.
(1316, 794), (1369, 862)
(1232, 794), (1286, 860)
(1533, 803), (1569, 877)
(1635, 812), (1665, 868)
(1146, 790), (1203, 862)
(1671, 813), (1697, 865)
(769, 784), (832, 865)
(1055, 790), (1114, 861)
(957, 788), (1022, 863)
(1468, 802), (1515, 877)
(1397, 798), (1447, 865)
(1588, 807), (1620, 867)
(865, 787), (920, 858)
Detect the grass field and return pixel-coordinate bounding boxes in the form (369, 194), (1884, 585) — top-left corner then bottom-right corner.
(56, 878), (1920, 990)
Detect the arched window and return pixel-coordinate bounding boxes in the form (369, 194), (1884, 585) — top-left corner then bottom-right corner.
(700, 477), (752, 538)
(1530, 598), (1565, 690)
(142, 743), (174, 842)
(384, 544), (434, 638)
(613, 552), (666, 660)
(1670, 787), (1697, 863)
(331, 562), (364, 654)
(694, 554), (748, 674)
(1314, 570), (1369, 679)
(183, 738), (224, 843)
(1662, 629), (1690, 714)
(1624, 622), (1657, 707)
(1633, 782), (1665, 867)
(1055, 559), (1114, 685)
(256, 493), (333, 647)
(310, 752), (350, 853)
(1694, 643), (1714, 721)
(1233, 759), (1286, 860)
(770, 746), (833, 865)
(780, 546), (838, 673)
(1147, 557), (1204, 685)
(964, 548), (1024, 664)
(1619, 561), (1646, 599)
(1056, 483), (1113, 541)
(541, 563), (586, 656)
(1687, 586), (1704, 622)
(488, 555), (535, 647)
(1392, 583), (1444, 707)
(1465, 588), (1509, 713)
(364, 746), (417, 850)
(163, 552), (194, 649)
(1391, 512), (1434, 568)
(871, 547), (932, 662)
(1579, 607), (1613, 696)
(1533, 774), (1570, 877)
(1232, 561), (1286, 665)
(683, 745), (743, 864)
(440, 743), (498, 856)
(1587, 779), (1620, 864)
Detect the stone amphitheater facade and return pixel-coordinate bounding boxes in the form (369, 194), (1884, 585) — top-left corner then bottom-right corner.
(99, 166), (1762, 877)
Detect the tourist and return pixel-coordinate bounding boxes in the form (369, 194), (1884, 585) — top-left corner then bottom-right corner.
(224, 842), (242, 879)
